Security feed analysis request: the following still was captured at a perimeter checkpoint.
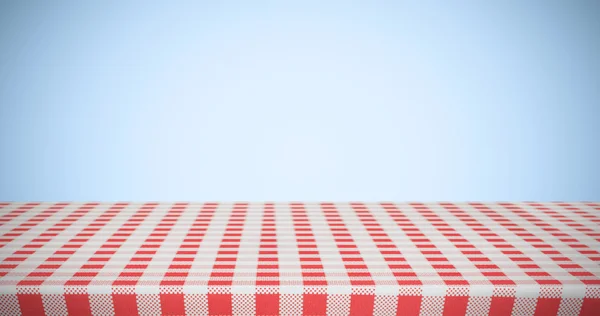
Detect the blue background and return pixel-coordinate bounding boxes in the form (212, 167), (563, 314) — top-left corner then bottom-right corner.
(1, 1), (599, 201)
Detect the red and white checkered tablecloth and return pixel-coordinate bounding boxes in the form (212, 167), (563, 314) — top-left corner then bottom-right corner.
(0, 202), (599, 315)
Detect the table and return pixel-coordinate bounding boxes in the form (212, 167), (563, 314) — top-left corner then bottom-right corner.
(0, 202), (598, 315)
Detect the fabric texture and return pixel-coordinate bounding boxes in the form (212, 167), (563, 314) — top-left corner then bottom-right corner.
(0, 202), (598, 315)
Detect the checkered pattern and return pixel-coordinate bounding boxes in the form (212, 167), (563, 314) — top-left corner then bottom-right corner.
(0, 202), (599, 315)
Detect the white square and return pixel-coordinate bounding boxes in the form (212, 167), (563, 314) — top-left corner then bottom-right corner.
(280, 285), (303, 295)
(469, 285), (494, 297)
(87, 285), (112, 295)
(375, 285), (399, 296)
(0, 285), (17, 295)
(327, 285), (352, 295)
(561, 284), (586, 298)
(183, 285), (208, 294)
(421, 285), (446, 297)
(515, 284), (540, 298)
(135, 285), (160, 295)
(231, 285), (255, 294)
(39, 285), (64, 295)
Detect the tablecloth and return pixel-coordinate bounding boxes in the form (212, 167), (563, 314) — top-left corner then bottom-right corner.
(0, 202), (598, 315)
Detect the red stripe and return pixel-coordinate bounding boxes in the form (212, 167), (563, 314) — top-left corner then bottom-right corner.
(290, 203), (328, 289)
(19, 204), (121, 288)
(381, 203), (469, 286)
(256, 294), (279, 315)
(501, 204), (600, 282)
(0, 203), (40, 227)
(16, 294), (45, 316)
(396, 296), (422, 316)
(208, 294), (232, 315)
(321, 203), (375, 287)
(160, 294), (185, 315)
(161, 203), (217, 292)
(113, 204), (186, 288)
(303, 294), (327, 315)
(112, 294), (139, 316)
(489, 296), (515, 316)
(443, 296), (469, 315)
(533, 297), (561, 316)
(207, 204), (248, 288)
(65, 294), (92, 316)
(349, 294), (375, 315)
(580, 298), (600, 316)
(65, 204), (154, 287)
(351, 203), (421, 286)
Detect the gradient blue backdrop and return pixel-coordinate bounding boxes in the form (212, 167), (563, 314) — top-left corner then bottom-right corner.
(1, 1), (599, 201)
